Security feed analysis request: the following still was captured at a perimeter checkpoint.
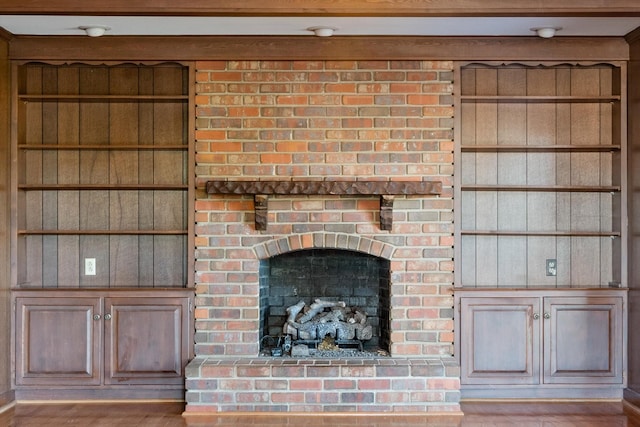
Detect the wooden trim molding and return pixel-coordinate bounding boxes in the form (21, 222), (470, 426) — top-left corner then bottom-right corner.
(205, 180), (442, 231)
(0, 28), (12, 43)
(0, 0), (639, 16)
(626, 26), (640, 44)
(8, 35), (630, 62)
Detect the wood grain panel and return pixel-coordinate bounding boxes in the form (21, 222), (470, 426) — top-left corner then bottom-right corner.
(109, 67), (141, 287)
(571, 236), (601, 286)
(474, 235), (498, 287)
(153, 236), (186, 287)
(460, 235), (477, 287)
(138, 235), (154, 287)
(498, 235), (527, 287)
(56, 68), (81, 287)
(527, 236), (557, 286)
(544, 296), (623, 383)
(75, 68), (108, 288)
(457, 63), (622, 289)
(104, 296), (188, 384)
(460, 296), (540, 385)
(15, 297), (101, 386)
(14, 62), (190, 289)
(8, 36), (630, 62)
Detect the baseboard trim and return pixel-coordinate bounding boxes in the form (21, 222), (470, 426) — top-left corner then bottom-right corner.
(461, 387), (624, 400)
(461, 397), (622, 403)
(15, 398), (184, 404)
(623, 400), (640, 417)
(623, 389), (640, 420)
(15, 388), (185, 401)
(0, 400), (16, 415)
(0, 390), (15, 411)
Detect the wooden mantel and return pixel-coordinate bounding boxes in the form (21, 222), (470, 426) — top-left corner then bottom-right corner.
(205, 180), (442, 231)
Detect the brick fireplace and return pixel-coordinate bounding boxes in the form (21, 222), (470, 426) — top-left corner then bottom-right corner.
(185, 60), (459, 413)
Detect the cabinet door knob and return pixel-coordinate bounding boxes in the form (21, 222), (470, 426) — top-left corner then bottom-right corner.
(533, 313), (540, 320)
(93, 314), (101, 321)
(104, 313), (112, 320)
(544, 312), (551, 319)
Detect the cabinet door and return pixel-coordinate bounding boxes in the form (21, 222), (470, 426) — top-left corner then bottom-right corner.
(543, 296), (623, 384)
(15, 297), (102, 386)
(104, 297), (189, 385)
(460, 297), (540, 385)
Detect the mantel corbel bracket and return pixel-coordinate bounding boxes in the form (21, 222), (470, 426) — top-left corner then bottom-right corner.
(205, 180), (442, 231)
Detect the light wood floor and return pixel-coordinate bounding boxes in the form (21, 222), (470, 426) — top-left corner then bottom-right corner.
(1, 401), (640, 426)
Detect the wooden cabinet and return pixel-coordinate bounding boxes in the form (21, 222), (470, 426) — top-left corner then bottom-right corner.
(459, 296), (540, 386)
(10, 62), (195, 399)
(453, 61), (628, 399)
(104, 297), (189, 386)
(14, 295), (101, 387)
(14, 289), (192, 399)
(543, 295), (624, 385)
(457, 289), (626, 398)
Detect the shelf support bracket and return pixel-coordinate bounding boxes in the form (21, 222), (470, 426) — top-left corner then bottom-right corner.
(254, 194), (269, 231)
(380, 195), (395, 231)
(205, 180), (442, 231)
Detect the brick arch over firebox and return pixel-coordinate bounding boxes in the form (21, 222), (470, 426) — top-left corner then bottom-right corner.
(253, 232), (396, 261)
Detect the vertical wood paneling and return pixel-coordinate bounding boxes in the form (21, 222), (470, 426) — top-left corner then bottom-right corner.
(56, 67), (80, 287)
(497, 69), (526, 287)
(22, 67), (44, 287)
(137, 67), (156, 288)
(460, 235), (477, 287)
(40, 68), (60, 288)
(78, 67), (110, 288)
(556, 237), (572, 287)
(139, 235), (154, 287)
(475, 236), (498, 287)
(16, 63), (190, 289)
(459, 63), (621, 289)
(526, 70), (558, 286)
(528, 236), (557, 286)
(109, 67), (141, 287)
(152, 67), (187, 287)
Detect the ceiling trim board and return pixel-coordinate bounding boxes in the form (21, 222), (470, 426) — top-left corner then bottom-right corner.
(0, 0), (640, 17)
(8, 35), (629, 62)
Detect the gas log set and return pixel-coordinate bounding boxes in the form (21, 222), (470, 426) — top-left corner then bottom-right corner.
(264, 299), (375, 357)
(285, 299), (373, 341)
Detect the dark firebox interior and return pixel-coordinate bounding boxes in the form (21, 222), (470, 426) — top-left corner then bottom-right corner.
(259, 249), (391, 354)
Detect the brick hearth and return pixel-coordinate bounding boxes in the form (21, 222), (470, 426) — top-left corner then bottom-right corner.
(188, 59), (458, 413)
(186, 357), (460, 413)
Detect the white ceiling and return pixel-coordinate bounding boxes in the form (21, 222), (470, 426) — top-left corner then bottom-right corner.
(1, 15), (639, 37)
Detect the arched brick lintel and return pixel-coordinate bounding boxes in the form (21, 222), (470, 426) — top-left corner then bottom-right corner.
(253, 232), (395, 260)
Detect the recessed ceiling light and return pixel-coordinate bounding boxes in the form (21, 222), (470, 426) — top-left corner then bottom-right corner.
(531, 27), (562, 38)
(78, 25), (111, 37)
(307, 26), (338, 37)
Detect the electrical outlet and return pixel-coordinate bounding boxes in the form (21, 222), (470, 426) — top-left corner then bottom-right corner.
(85, 258), (96, 276)
(546, 259), (557, 276)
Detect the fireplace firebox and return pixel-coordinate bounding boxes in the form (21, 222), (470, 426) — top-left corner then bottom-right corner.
(259, 249), (390, 356)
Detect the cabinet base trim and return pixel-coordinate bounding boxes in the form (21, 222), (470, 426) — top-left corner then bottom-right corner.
(15, 388), (185, 401)
(461, 387), (624, 400)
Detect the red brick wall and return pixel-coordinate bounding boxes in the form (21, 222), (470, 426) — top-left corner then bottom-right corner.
(193, 60), (454, 358)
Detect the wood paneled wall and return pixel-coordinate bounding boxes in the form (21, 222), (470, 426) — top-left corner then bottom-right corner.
(625, 30), (640, 397)
(7, 36), (629, 63)
(0, 37), (12, 405)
